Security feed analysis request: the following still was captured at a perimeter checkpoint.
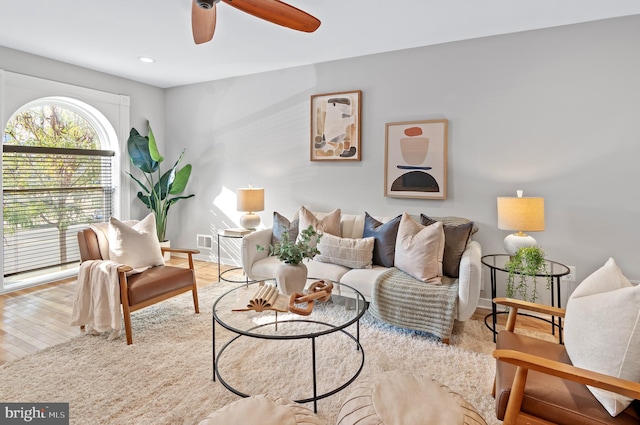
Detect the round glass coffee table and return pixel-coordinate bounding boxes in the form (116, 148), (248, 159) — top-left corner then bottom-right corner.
(212, 280), (367, 413)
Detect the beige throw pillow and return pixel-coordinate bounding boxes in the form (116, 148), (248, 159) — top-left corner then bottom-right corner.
(315, 234), (374, 269)
(394, 213), (444, 283)
(563, 257), (640, 416)
(108, 213), (165, 269)
(298, 207), (341, 248)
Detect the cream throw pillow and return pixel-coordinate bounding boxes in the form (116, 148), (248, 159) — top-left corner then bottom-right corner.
(563, 257), (640, 416)
(298, 206), (341, 237)
(108, 213), (165, 269)
(315, 234), (374, 269)
(394, 213), (444, 283)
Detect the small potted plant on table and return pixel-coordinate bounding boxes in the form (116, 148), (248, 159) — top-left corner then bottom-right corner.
(257, 225), (321, 295)
(504, 246), (552, 303)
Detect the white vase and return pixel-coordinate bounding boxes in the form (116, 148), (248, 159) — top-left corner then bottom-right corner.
(275, 263), (308, 295)
(159, 240), (171, 262)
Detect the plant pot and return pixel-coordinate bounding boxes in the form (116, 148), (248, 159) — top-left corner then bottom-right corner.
(159, 240), (171, 262)
(275, 263), (308, 295)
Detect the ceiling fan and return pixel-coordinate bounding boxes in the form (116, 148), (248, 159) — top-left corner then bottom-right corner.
(191, 0), (321, 44)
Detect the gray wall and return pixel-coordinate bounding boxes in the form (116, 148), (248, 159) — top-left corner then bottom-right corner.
(165, 15), (640, 306)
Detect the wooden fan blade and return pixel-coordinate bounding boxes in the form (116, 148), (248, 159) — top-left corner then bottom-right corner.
(221, 0), (320, 33)
(192, 1), (217, 44)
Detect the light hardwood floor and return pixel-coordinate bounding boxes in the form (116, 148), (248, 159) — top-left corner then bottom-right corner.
(0, 259), (549, 365)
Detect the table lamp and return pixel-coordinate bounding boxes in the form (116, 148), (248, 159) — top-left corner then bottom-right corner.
(237, 186), (264, 230)
(497, 190), (545, 256)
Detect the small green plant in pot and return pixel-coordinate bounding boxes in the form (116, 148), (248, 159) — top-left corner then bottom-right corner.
(257, 225), (322, 294)
(257, 225), (322, 265)
(505, 246), (552, 303)
(126, 123), (194, 242)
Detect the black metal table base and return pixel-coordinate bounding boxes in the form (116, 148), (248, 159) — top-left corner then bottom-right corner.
(483, 257), (567, 344)
(212, 317), (364, 413)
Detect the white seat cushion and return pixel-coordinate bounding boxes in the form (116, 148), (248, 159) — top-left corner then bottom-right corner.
(304, 258), (350, 283)
(339, 267), (390, 299)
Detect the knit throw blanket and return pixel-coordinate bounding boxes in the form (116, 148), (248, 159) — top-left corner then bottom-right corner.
(369, 267), (459, 340)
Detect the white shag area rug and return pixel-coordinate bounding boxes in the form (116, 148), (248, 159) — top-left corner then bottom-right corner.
(0, 281), (533, 425)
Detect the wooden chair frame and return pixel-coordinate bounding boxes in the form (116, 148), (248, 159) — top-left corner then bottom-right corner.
(77, 225), (200, 345)
(117, 247), (200, 345)
(492, 297), (640, 425)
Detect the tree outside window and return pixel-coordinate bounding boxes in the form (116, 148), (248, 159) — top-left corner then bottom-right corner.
(3, 104), (113, 276)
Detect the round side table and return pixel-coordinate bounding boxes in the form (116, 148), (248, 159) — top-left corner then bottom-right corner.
(481, 254), (570, 343)
(217, 230), (256, 285)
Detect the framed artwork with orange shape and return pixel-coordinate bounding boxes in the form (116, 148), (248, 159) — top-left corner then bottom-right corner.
(310, 90), (361, 161)
(384, 119), (448, 199)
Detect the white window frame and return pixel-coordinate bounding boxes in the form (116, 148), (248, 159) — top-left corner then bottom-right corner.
(0, 70), (130, 292)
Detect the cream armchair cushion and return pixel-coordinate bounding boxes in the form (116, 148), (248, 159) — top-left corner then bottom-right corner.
(108, 213), (165, 269)
(563, 257), (640, 416)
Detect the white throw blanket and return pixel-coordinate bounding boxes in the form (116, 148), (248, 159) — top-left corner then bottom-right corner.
(70, 260), (122, 341)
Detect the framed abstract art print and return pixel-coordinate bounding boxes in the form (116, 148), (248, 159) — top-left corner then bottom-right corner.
(384, 119), (448, 199)
(310, 90), (361, 161)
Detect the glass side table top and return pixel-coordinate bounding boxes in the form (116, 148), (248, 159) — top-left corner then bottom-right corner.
(481, 254), (570, 277)
(213, 280), (367, 338)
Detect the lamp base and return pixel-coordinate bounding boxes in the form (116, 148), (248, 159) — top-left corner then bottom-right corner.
(503, 233), (537, 257)
(239, 213), (261, 230)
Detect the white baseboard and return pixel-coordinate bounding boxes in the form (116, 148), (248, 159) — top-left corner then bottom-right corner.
(477, 297), (493, 310)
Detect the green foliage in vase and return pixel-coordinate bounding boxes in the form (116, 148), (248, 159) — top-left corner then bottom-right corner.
(505, 246), (552, 303)
(257, 225), (322, 266)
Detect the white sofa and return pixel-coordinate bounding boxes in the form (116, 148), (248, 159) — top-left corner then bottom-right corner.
(241, 211), (482, 336)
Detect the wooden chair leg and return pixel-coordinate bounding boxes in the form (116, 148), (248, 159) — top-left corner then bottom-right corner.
(118, 272), (134, 345)
(122, 304), (133, 345)
(192, 283), (200, 314)
(188, 254), (200, 314)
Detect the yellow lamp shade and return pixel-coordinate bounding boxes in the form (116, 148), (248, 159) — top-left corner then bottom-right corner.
(237, 187), (264, 230)
(237, 188), (264, 213)
(497, 195), (545, 256)
(497, 197), (545, 233)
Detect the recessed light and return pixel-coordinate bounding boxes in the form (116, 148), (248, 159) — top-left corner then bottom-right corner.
(138, 57), (155, 63)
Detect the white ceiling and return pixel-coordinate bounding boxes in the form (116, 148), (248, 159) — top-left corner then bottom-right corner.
(2, 1), (640, 88)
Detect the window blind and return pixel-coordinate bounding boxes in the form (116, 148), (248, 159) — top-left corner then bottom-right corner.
(2, 145), (114, 277)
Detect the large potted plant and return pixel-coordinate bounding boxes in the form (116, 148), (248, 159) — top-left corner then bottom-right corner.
(257, 225), (321, 295)
(126, 123), (194, 248)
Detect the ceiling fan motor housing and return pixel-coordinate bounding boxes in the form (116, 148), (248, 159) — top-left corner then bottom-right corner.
(196, 0), (217, 10)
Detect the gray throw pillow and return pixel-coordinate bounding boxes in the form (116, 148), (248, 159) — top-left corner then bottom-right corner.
(271, 212), (299, 247)
(363, 212), (402, 267)
(420, 214), (474, 278)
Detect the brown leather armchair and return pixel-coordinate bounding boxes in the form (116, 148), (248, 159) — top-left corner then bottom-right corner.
(77, 227), (200, 345)
(492, 297), (640, 425)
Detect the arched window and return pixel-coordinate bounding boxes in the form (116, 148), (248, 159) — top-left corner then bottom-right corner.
(2, 98), (116, 288)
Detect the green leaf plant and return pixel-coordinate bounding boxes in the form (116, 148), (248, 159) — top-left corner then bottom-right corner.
(504, 246), (552, 303)
(257, 225), (322, 266)
(126, 123), (194, 242)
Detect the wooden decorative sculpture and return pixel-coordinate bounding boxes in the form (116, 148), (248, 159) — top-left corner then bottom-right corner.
(288, 280), (334, 316)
